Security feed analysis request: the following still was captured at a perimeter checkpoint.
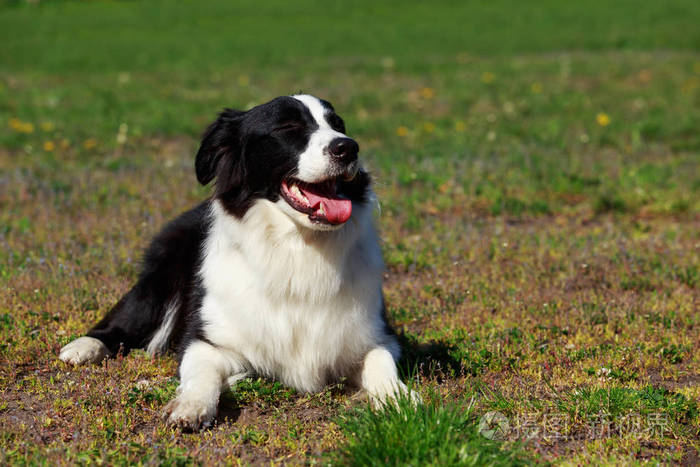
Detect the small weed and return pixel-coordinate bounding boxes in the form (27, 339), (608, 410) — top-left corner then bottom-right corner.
(650, 343), (689, 364)
(489, 196), (551, 217)
(675, 265), (698, 288)
(233, 427), (269, 446)
(126, 377), (178, 407)
(585, 366), (638, 382)
(225, 378), (296, 406)
(594, 194), (628, 214)
(0, 313), (13, 330)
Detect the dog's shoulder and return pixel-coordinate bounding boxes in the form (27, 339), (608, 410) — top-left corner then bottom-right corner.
(141, 201), (212, 276)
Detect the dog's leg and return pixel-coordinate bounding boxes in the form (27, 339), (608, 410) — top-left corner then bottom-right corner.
(360, 345), (420, 408)
(164, 340), (245, 430)
(59, 289), (169, 365)
(60, 203), (210, 365)
(59, 296), (135, 365)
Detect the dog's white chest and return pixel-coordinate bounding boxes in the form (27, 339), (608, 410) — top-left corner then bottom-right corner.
(197, 200), (384, 392)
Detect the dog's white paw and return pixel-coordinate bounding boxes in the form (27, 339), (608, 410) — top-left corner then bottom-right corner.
(369, 380), (422, 409)
(163, 394), (217, 431)
(59, 336), (109, 365)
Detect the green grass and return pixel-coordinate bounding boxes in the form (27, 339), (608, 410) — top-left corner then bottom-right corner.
(1, 0), (699, 465)
(3, 0), (699, 73)
(330, 394), (529, 466)
(557, 386), (699, 423)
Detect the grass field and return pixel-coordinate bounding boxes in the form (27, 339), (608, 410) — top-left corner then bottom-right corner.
(1, 0), (699, 464)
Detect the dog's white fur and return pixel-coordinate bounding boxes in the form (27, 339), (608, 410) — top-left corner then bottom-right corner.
(146, 298), (180, 355)
(165, 196), (410, 427)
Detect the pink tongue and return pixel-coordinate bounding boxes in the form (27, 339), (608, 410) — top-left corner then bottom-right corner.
(301, 186), (352, 224)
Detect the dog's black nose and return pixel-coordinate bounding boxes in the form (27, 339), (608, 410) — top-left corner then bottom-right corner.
(329, 137), (359, 163)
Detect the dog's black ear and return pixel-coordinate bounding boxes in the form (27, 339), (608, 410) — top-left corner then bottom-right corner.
(195, 109), (244, 185)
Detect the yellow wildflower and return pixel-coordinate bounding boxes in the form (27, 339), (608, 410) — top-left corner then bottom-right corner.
(83, 138), (97, 149)
(531, 82), (542, 93)
(596, 112), (611, 127)
(481, 72), (495, 84)
(454, 120), (466, 132)
(9, 118), (34, 133)
(419, 87), (435, 99)
(9, 118), (22, 130)
(43, 141), (55, 151)
(396, 126), (409, 137)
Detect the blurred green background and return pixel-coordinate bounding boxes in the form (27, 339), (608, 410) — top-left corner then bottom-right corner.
(2, 0), (699, 221)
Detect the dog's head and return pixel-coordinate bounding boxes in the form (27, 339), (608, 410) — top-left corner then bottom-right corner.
(196, 94), (370, 231)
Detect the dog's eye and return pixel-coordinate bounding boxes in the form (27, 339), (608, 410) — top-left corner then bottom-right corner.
(274, 123), (304, 132)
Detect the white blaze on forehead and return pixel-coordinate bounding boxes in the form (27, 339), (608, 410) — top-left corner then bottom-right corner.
(292, 94), (347, 182)
(293, 94), (333, 129)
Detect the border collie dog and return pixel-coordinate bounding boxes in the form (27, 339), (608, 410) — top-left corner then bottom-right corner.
(59, 94), (412, 429)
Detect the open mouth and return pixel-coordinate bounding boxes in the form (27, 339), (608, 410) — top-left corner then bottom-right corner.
(280, 178), (352, 225)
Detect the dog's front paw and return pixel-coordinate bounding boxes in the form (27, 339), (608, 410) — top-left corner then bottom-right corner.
(163, 394), (217, 431)
(59, 336), (109, 365)
(369, 380), (422, 409)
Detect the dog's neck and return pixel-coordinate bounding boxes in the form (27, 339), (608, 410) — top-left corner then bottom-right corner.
(204, 198), (376, 303)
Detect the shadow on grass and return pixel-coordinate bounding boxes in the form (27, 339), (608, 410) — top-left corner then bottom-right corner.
(216, 404), (244, 424)
(397, 332), (463, 380)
